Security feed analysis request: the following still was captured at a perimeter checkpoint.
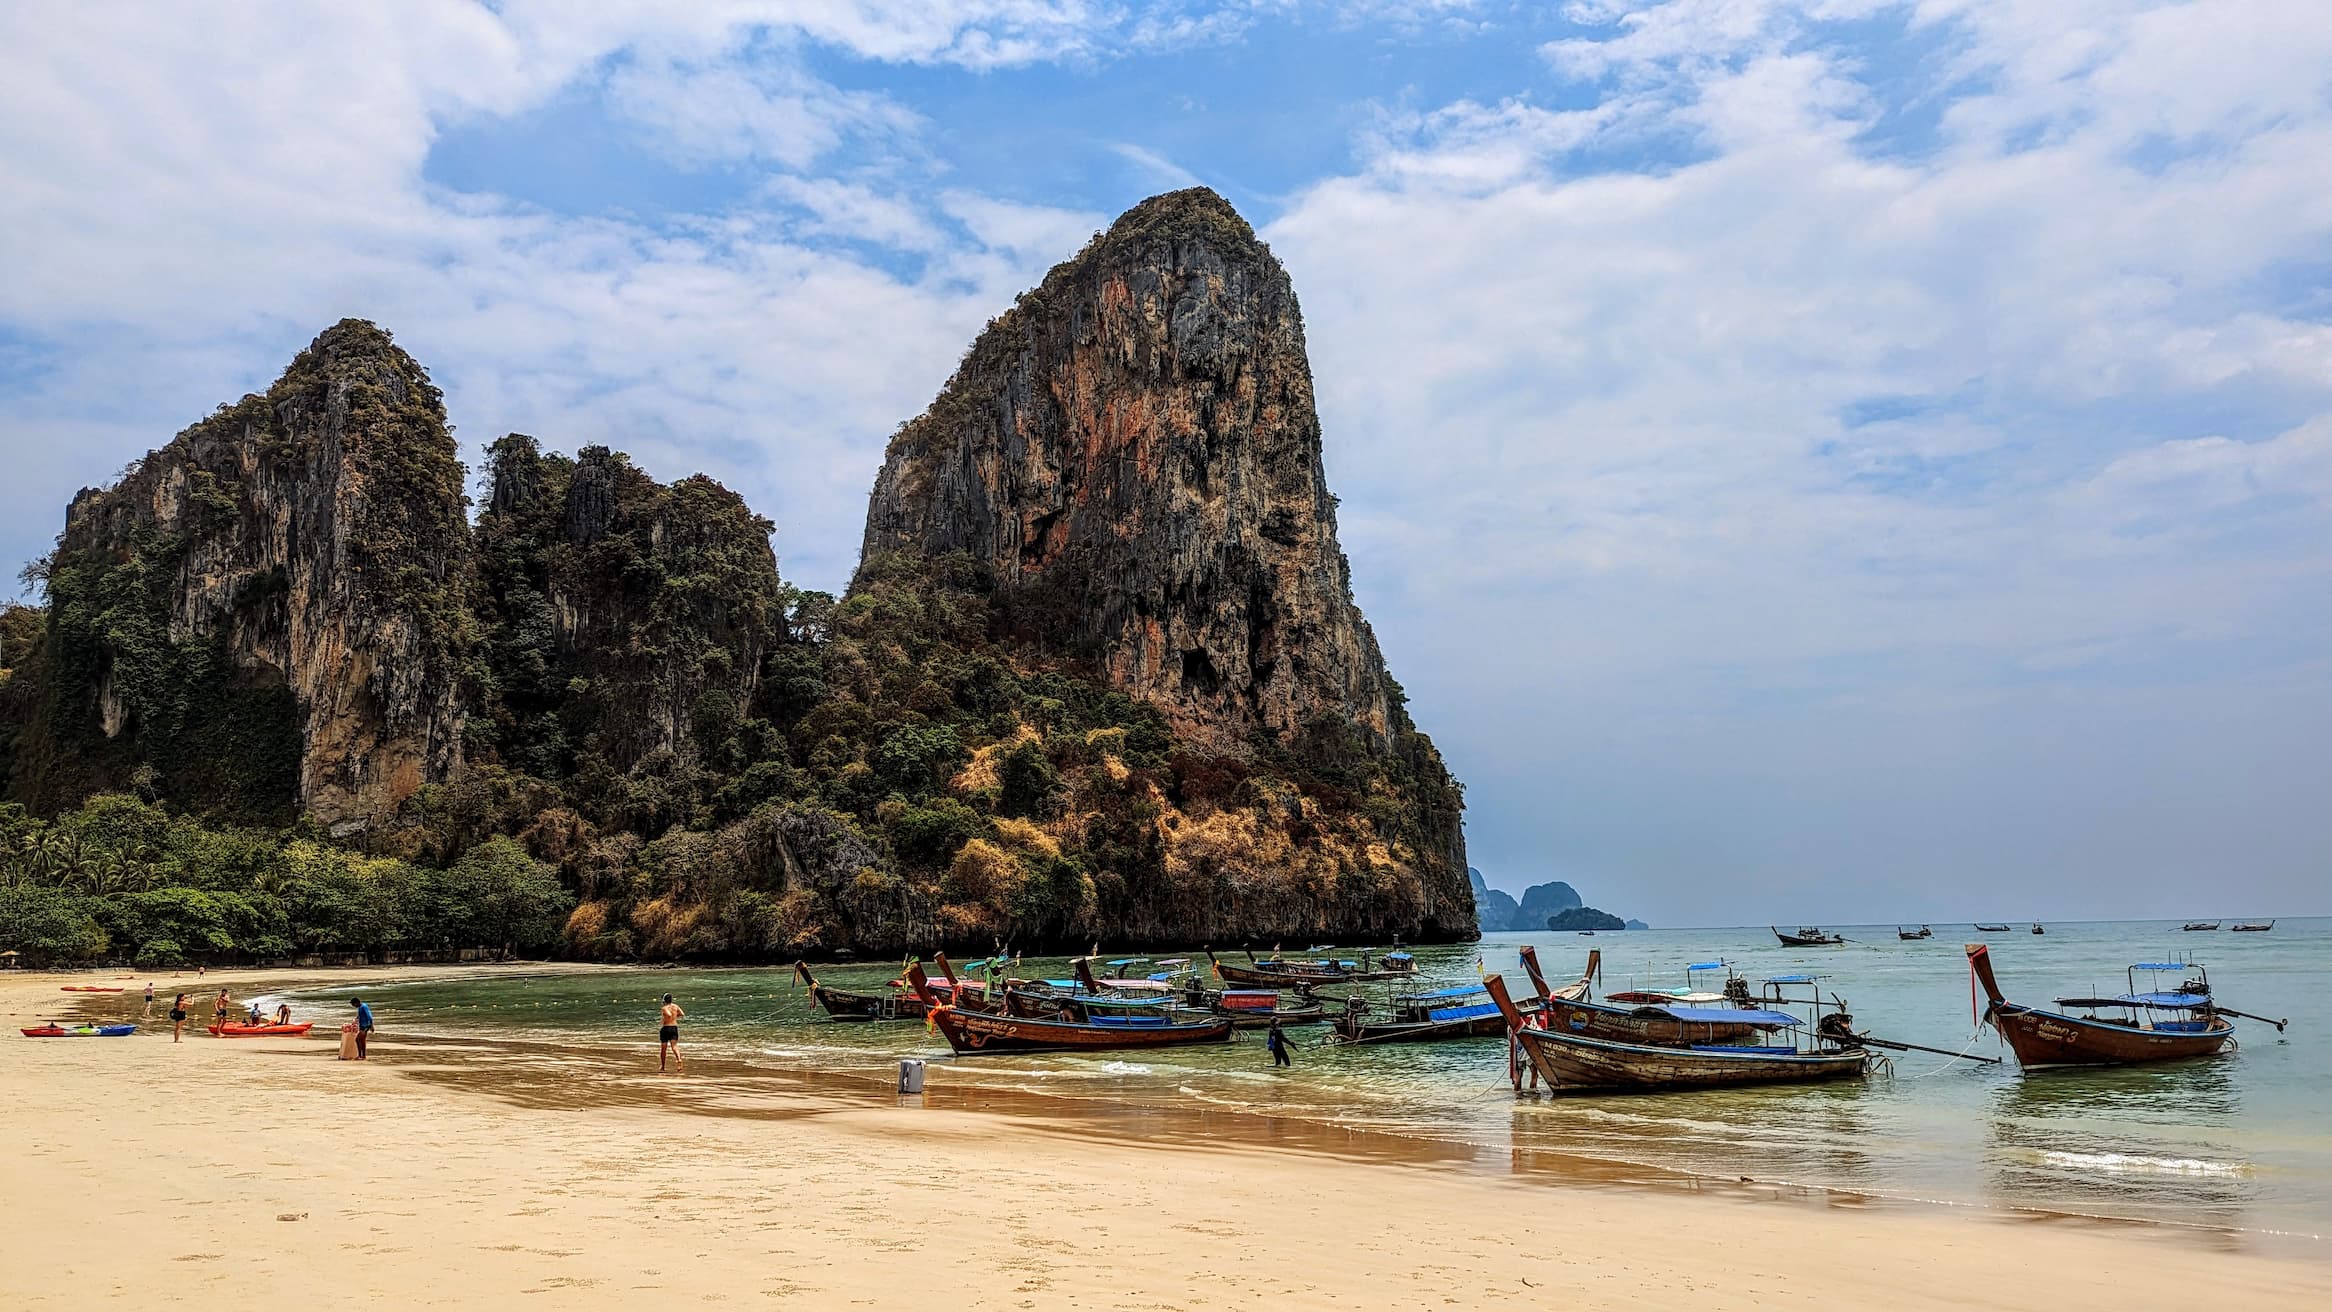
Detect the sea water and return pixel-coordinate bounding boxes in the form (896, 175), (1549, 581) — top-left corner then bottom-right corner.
(285, 919), (2332, 1240)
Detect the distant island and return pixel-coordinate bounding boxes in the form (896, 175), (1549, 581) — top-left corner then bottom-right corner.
(1470, 867), (1644, 932)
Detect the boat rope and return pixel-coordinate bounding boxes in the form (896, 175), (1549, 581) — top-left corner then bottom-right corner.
(1894, 1029), (1991, 1079)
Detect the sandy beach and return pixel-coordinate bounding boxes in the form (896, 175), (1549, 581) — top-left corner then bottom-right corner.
(2, 965), (2325, 1310)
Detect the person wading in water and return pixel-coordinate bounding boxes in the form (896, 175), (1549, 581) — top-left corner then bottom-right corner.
(658, 994), (685, 1072)
(1266, 1018), (1294, 1068)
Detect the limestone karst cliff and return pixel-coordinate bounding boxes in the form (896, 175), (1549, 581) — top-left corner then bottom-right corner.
(1, 190), (1479, 958)
(469, 435), (787, 784)
(864, 188), (1397, 752)
(9, 320), (468, 831)
(860, 187), (1472, 942)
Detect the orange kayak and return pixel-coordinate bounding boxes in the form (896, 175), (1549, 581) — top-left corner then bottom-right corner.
(207, 1023), (315, 1037)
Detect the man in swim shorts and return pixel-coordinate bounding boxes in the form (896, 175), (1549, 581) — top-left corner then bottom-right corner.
(659, 994), (684, 1072)
(350, 997), (375, 1060)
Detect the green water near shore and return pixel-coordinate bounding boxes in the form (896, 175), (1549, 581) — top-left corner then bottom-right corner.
(280, 919), (2332, 1241)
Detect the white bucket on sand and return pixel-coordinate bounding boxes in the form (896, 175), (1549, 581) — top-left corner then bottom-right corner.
(898, 1058), (926, 1094)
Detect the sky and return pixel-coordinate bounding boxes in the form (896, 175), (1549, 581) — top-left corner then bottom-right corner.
(1, 1), (2327, 926)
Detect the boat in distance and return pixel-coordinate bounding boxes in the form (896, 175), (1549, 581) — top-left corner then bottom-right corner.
(1964, 944), (2282, 1069)
(1772, 926), (1845, 946)
(2231, 920), (2274, 932)
(1973, 923), (2012, 933)
(1896, 925), (1933, 940)
(2182, 921), (2220, 931)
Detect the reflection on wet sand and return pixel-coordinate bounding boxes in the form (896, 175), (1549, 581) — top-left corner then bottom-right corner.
(1987, 1061), (2252, 1230)
(1507, 1079), (1877, 1190)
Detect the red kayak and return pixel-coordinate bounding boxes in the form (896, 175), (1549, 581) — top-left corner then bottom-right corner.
(23, 1024), (139, 1037)
(207, 1022), (315, 1037)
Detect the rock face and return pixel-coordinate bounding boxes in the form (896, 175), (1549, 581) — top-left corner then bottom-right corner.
(862, 188), (1397, 753)
(859, 188), (1472, 942)
(21, 321), (467, 830)
(470, 435), (785, 780)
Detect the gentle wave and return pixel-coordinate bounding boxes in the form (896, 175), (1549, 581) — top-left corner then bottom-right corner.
(2036, 1150), (2250, 1177)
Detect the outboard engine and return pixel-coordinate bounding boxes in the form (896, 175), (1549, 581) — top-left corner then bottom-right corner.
(1722, 976), (1753, 1008)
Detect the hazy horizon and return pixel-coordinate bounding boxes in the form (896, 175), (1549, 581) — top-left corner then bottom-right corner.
(3, 3), (2326, 925)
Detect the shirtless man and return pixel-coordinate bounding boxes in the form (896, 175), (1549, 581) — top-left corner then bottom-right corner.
(658, 994), (684, 1072)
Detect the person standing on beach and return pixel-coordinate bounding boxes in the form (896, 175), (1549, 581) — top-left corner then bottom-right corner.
(143, 983), (154, 1016)
(169, 994), (189, 1043)
(212, 988), (232, 1032)
(350, 997), (375, 1060)
(1266, 1018), (1293, 1068)
(658, 994), (684, 1072)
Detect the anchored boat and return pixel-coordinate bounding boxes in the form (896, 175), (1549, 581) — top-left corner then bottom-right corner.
(1965, 945), (2285, 1069)
(1485, 974), (1871, 1093)
(1772, 926), (1845, 947)
(909, 965), (1235, 1055)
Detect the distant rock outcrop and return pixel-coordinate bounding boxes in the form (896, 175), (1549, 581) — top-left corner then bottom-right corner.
(11, 321), (468, 831)
(1469, 868), (1520, 929)
(1547, 906), (1624, 932)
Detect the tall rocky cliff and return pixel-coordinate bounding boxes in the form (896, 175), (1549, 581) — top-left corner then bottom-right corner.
(0, 190), (1479, 956)
(863, 188), (1398, 754)
(470, 435), (786, 785)
(10, 321), (468, 830)
(860, 187), (1471, 940)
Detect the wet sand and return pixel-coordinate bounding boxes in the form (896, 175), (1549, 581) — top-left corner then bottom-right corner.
(3, 964), (2326, 1309)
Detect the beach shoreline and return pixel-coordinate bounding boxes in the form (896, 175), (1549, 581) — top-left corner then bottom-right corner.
(3, 963), (2325, 1309)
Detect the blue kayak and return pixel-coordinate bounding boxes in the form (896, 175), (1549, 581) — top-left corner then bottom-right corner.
(21, 1023), (138, 1037)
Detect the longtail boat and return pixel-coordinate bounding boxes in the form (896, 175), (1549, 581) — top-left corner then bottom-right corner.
(1177, 985), (1327, 1029)
(794, 960), (981, 1021)
(1603, 958), (1737, 1007)
(1772, 926), (1844, 947)
(2182, 921), (2219, 931)
(1974, 923), (2012, 933)
(1965, 945), (2281, 1069)
(1522, 949), (1777, 1047)
(908, 965), (1235, 1055)
(1487, 975), (1869, 1092)
(1896, 925), (1932, 940)
(1326, 982), (1508, 1044)
(2231, 920), (2274, 933)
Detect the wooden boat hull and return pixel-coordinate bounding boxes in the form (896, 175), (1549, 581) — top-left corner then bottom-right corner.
(1514, 1027), (1869, 1091)
(1211, 960), (1351, 989)
(1985, 1004), (2234, 1069)
(1539, 997), (1765, 1047)
(807, 983), (926, 1021)
(1772, 928), (1842, 947)
(929, 1006), (1235, 1055)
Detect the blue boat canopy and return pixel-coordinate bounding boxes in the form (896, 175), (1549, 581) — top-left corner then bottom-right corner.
(1398, 985), (1489, 1002)
(1686, 961), (1726, 971)
(2131, 962), (2190, 972)
(1661, 1006), (1798, 1026)
(2119, 991), (2211, 1009)
(1766, 974), (1822, 984)
(1426, 1001), (1503, 1023)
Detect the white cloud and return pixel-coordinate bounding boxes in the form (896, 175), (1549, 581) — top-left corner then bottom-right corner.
(1271, 0), (2332, 916)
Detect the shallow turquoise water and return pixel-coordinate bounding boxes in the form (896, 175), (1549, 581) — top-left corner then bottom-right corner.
(283, 919), (2331, 1240)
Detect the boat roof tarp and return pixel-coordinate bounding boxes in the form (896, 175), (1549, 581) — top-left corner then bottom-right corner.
(1766, 974), (1822, 984)
(1661, 1006), (1798, 1026)
(2057, 992), (2211, 1010)
(1426, 1001), (1502, 1023)
(2131, 962), (2190, 972)
(1686, 961), (1727, 971)
(1398, 985), (1488, 1002)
